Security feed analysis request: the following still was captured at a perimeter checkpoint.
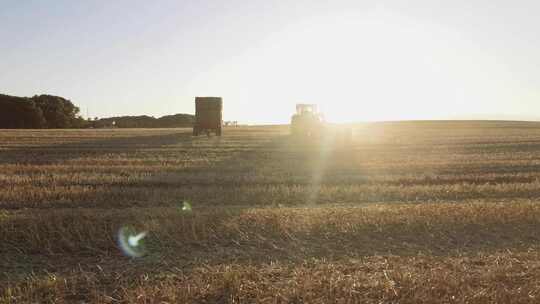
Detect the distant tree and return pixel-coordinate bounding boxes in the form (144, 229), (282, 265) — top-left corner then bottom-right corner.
(31, 95), (81, 128)
(0, 94), (46, 128)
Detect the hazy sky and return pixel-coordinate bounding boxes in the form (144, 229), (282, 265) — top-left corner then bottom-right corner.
(1, 0), (539, 123)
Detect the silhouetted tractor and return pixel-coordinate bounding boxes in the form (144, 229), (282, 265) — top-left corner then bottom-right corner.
(290, 104), (324, 137)
(193, 97), (222, 136)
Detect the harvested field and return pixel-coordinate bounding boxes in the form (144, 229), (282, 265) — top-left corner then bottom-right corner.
(2, 121), (540, 303)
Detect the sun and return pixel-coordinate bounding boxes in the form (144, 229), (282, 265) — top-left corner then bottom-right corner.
(185, 6), (512, 124)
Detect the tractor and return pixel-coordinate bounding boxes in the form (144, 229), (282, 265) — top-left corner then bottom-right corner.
(290, 104), (324, 137)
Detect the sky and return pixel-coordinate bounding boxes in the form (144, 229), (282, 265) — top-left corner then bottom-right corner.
(1, 0), (539, 124)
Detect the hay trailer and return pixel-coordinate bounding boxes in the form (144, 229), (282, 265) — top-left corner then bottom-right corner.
(193, 97), (223, 136)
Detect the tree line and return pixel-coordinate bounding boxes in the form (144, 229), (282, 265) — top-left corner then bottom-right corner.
(0, 94), (85, 128)
(0, 94), (194, 129)
(92, 114), (194, 128)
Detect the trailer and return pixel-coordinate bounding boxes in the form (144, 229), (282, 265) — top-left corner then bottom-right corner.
(193, 97), (222, 136)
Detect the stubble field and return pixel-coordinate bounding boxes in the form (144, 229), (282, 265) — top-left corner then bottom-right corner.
(1, 121), (540, 303)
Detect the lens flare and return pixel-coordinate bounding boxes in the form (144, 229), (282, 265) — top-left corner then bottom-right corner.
(117, 226), (148, 258)
(307, 130), (334, 204)
(181, 201), (192, 212)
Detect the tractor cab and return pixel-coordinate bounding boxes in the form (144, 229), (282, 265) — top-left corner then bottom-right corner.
(296, 104), (318, 115)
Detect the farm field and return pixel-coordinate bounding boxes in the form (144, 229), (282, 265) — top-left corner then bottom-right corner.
(2, 121), (540, 303)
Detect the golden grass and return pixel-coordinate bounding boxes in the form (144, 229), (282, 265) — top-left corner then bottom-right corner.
(1, 122), (540, 303)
